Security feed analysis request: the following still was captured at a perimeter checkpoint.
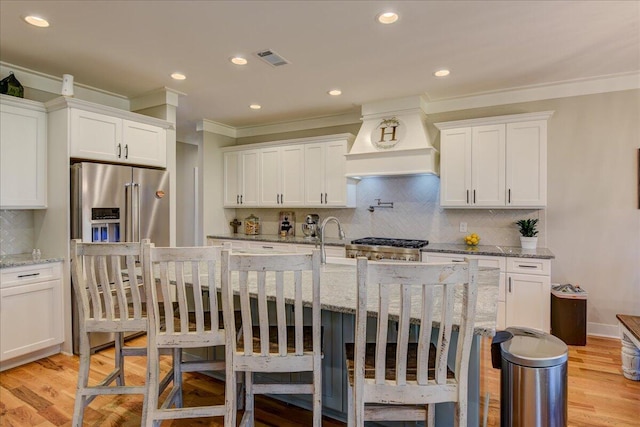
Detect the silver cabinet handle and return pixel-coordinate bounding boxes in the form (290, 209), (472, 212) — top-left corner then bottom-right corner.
(517, 264), (537, 268)
(320, 193), (323, 204)
(451, 259), (464, 263)
(508, 188), (511, 204)
(124, 144), (129, 159)
(117, 143), (122, 158)
(237, 195), (239, 204)
(466, 190), (469, 204)
(262, 245), (273, 249)
(473, 189), (476, 204)
(240, 195), (243, 204)
(508, 277), (512, 293)
(18, 272), (40, 278)
(281, 193), (283, 204)
(277, 194), (280, 204)
(324, 193), (328, 204)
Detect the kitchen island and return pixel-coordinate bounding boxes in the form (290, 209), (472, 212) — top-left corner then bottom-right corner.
(182, 257), (500, 425)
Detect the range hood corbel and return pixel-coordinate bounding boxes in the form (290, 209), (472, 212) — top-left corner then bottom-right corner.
(345, 96), (439, 178)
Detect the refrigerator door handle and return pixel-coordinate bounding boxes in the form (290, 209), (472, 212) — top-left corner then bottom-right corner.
(132, 183), (141, 242)
(125, 183), (132, 241)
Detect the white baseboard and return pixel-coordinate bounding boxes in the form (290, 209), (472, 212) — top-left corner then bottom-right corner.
(588, 322), (619, 338)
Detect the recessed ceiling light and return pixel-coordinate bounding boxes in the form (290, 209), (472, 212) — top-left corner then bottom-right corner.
(249, 104), (262, 110)
(376, 12), (399, 24)
(230, 56), (248, 65)
(434, 69), (451, 77)
(24, 15), (49, 27)
(171, 72), (186, 80)
(328, 89), (342, 96)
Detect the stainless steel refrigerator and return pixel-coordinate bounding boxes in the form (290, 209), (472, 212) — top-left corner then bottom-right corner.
(70, 162), (170, 353)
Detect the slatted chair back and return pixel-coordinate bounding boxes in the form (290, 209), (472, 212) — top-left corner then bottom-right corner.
(220, 248), (323, 427)
(349, 257), (479, 427)
(142, 243), (234, 426)
(70, 239), (146, 333)
(69, 239), (150, 427)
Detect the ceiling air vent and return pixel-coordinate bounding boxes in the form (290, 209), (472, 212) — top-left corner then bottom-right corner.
(255, 49), (290, 67)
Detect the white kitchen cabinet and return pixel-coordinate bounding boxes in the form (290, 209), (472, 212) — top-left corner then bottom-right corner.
(0, 262), (63, 369)
(423, 252), (551, 331)
(435, 112), (553, 208)
(505, 257), (551, 332)
(222, 133), (355, 208)
(259, 144), (305, 206)
(69, 109), (166, 167)
(223, 149), (260, 207)
(304, 138), (355, 207)
(0, 96), (47, 209)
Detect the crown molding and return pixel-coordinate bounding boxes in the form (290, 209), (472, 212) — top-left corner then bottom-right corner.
(424, 72), (640, 114)
(233, 110), (362, 138)
(197, 119), (237, 138)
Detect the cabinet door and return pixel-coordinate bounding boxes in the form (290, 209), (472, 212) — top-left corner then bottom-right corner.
(259, 147), (281, 206)
(223, 151), (241, 206)
(240, 150), (260, 206)
(70, 109), (122, 162)
(280, 144), (305, 206)
(505, 273), (551, 332)
(324, 140), (348, 206)
(440, 128), (472, 207)
(506, 120), (547, 207)
(304, 143), (326, 206)
(122, 120), (167, 167)
(0, 278), (63, 362)
(472, 124), (505, 206)
(0, 102), (47, 208)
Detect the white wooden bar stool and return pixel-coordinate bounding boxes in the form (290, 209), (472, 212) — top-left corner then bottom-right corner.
(220, 249), (323, 427)
(142, 243), (235, 426)
(70, 239), (172, 427)
(345, 258), (479, 427)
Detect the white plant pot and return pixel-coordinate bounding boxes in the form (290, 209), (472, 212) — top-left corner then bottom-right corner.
(520, 236), (538, 250)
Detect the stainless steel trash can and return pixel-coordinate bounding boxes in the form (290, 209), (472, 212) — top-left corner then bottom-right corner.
(491, 327), (568, 427)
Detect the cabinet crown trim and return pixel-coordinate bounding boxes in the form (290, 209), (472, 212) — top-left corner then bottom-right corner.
(44, 96), (174, 129)
(0, 94), (46, 112)
(434, 111), (554, 130)
(221, 133), (355, 152)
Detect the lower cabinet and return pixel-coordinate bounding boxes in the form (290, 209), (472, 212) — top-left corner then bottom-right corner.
(0, 262), (63, 369)
(422, 252), (551, 332)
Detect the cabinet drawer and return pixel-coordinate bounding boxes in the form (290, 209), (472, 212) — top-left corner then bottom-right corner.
(422, 252), (506, 270)
(1, 262), (62, 289)
(246, 242), (296, 252)
(506, 257), (551, 275)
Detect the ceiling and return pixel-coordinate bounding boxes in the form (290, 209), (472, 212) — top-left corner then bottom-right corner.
(1, 1), (639, 139)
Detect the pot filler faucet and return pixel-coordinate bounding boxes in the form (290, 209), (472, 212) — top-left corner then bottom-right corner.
(318, 216), (346, 264)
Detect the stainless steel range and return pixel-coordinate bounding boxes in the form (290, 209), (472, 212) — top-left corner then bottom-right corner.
(345, 237), (429, 261)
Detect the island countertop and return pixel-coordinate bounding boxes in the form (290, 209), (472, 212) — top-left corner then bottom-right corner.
(170, 258), (500, 338)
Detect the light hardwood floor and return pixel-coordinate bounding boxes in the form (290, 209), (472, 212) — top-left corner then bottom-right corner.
(1, 335), (638, 426)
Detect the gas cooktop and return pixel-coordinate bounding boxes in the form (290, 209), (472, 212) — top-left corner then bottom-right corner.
(349, 237), (429, 249)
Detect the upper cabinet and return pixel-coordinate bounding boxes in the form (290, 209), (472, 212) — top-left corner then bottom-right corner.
(223, 149), (260, 207)
(47, 97), (171, 168)
(0, 95), (47, 209)
(435, 111), (553, 208)
(223, 134), (355, 208)
(259, 144), (305, 206)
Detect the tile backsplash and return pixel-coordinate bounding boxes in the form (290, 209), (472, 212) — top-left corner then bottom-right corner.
(0, 210), (35, 256)
(234, 175), (545, 247)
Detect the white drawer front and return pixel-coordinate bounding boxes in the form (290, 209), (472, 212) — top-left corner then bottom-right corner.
(506, 257), (551, 275)
(423, 252), (506, 270)
(1, 262), (62, 289)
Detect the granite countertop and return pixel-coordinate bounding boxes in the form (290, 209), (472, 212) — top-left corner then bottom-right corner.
(0, 253), (65, 269)
(207, 233), (346, 247)
(156, 258), (500, 337)
(208, 234), (555, 259)
(421, 243), (555, 259)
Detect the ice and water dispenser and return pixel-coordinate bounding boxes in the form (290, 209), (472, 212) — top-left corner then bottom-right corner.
(90, 207), (121, 242)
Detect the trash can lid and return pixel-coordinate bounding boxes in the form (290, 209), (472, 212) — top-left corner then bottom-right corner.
(551, 283), (587, 299)
(501, 327), (568, 368)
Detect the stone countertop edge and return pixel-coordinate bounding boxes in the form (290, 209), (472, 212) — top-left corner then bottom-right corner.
(1, 254), (65, 269)
(207, 234), (555, 259)
(207, 233), (346, 247)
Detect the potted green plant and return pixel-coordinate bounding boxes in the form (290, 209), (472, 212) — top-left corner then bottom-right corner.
(515, 218), (539, 249)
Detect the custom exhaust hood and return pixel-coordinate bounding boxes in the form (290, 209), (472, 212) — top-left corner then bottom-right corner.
(345, 96), (439, 178)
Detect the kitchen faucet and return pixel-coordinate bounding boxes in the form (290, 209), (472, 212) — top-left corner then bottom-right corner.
(317, 216), (346, 264)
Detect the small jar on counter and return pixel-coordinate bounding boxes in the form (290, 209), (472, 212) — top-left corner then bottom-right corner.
(244, 214), (260, 235)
